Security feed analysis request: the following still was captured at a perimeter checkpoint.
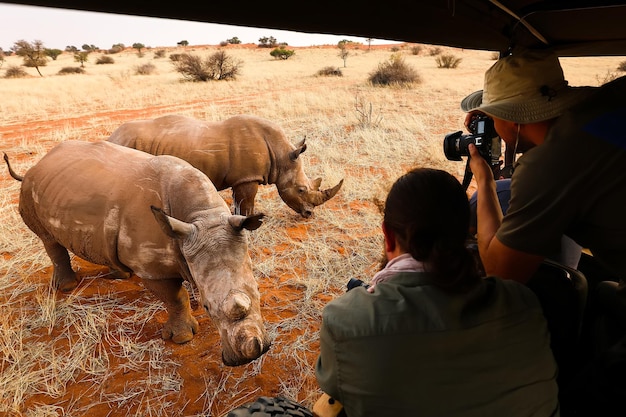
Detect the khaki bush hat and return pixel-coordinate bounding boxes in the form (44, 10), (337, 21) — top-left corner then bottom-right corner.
(461, 48), (595, 124)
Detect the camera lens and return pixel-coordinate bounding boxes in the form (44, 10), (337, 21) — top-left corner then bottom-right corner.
(443, 131), (464, 161)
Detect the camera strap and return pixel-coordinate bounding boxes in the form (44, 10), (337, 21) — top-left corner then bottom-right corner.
(462, 158), (473, 190)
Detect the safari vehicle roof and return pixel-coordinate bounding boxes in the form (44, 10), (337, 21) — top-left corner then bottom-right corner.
(4, 0), (626, 56)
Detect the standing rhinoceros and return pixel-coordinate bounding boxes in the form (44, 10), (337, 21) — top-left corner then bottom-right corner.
(4, 141), (271, 366)
(107, 114), (343, 218)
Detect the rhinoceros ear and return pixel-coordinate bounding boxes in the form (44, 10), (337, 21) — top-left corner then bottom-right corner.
(151, 206), (194, 239)
(228, 213), (265, 232)
(289, 138), (307, 161)
(311, 177), (322, 191)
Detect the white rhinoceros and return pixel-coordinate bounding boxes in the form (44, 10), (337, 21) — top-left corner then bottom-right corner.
(107, 114), (343, 218)
(4, 140), (271, 366)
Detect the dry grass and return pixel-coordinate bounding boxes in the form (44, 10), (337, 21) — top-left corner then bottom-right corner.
(1, 43), (624, 416)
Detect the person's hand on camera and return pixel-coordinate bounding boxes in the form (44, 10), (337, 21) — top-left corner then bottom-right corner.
(468, 143), (494, 186)
(464, 111), (486, 131)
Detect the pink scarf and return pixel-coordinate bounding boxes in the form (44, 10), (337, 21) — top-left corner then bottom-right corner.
(368, 253), (427, 292)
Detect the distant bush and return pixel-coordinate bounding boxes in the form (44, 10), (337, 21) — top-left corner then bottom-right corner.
(4, 65), (27, 78)
(135, 62), (156, 75)
(96, 55), (115, 65)
(316, 66), (343, 77)
(368, 54), (421, 86)
(219, 41), (229, 47)
(154, 49), (166, 59)
(436, 53), (462, 69)
(410, 45), (423, 55)
(169, 53), (189, 62)
(173, 51), (242, 81)
(58, 66), (85, 75)
(270, 47), (295, 60)
(108, 44), (125, 54)
(618, 61), (626, 71)
(429, 46), (443, 56)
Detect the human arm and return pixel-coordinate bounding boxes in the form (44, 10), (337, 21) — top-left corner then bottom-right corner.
(468, 144), (544, 283)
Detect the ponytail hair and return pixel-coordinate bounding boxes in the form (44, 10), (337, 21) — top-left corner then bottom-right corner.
(384, 168), (479, 292)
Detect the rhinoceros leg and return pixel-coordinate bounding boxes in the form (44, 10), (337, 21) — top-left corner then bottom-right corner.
(42, 240), (78, 292)
(232, 182), (259, 216)
(142, 277), (199, 344)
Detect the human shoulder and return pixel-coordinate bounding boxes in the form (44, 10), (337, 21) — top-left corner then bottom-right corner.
(480, 276), (542, 310)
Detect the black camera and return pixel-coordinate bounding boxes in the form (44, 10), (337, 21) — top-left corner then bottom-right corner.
(443, 115), (499, 163)
(346, 278), (370, 291)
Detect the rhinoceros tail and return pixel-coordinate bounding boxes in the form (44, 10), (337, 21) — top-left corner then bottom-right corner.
(3, 153), (24, 182)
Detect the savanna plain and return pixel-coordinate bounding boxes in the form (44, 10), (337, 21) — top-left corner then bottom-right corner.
(1, 42), (624, 417)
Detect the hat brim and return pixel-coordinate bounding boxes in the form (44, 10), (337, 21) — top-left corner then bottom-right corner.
(460, 90), (483, 112)
(461, 87), (596, 124)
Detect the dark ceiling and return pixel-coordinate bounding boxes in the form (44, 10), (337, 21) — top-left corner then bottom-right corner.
(4, 0), (626, 56)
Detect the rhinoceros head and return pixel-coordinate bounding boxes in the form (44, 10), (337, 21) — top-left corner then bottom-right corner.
(153, 208), (271, 366)
(276, 139), (344, 218)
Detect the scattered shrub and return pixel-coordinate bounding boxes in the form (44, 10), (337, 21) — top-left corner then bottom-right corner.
(436, 53), (462, 68)
(368, 54), (421, 86)
(316, 66), (343, 77)
(96, 55), (115, 64)
(618, 61), (626, 71)
(58, 66), (85, 75)
(270, 47), (295, 60)
(429, 46), (443, 56)
(169, 53), (189, 62)
(596, 70), (619, 85)
(390, 46), (401, 52)
(219, 41), (229, 47)
(135, 62), (156, 75)
(173, 51), (242, 81)
(107, 44), (125, 54)
(4, 65), (27, 78)
(410, 45), (423, 55)
(354, 95), (383, 127)
(154, 49), (166, 59)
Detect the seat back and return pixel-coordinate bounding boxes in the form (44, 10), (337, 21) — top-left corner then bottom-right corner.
(526, 259), (588, 384)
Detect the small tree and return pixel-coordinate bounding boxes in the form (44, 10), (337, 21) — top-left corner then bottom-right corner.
(45, 48), (63, 60)
(132, 43), (146, 57)
(338, 40), (350, 67)
(177, 40), (189, 47)
(74, 51), (89, 68)
(258, 36), (277, 48)
(0, 50), (5, 69)
(173, 51), (242, 81)
(11, 39), (47, 77)
(270, 47), (295, 60)
(227, 37), (241, 45)
(82, 44), (98, 52)
(65, 45), (79, 53)
(366, 38), (373, 51)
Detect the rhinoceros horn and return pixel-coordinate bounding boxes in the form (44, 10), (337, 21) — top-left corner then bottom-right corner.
(307, 178), (344, 206)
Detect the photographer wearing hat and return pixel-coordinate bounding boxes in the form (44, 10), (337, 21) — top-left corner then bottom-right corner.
(465, 48), (626, 415)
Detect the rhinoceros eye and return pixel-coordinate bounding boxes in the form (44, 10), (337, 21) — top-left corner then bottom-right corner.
(298, 187), (307, 194)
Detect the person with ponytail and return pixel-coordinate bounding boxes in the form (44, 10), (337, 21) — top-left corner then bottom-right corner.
(314, 167), (560, 417)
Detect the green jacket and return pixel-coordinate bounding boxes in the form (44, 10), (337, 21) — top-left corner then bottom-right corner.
(315, 272), (559, 417)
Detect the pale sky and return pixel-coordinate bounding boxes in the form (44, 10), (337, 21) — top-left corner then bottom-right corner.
(0, 3), (400, 50)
